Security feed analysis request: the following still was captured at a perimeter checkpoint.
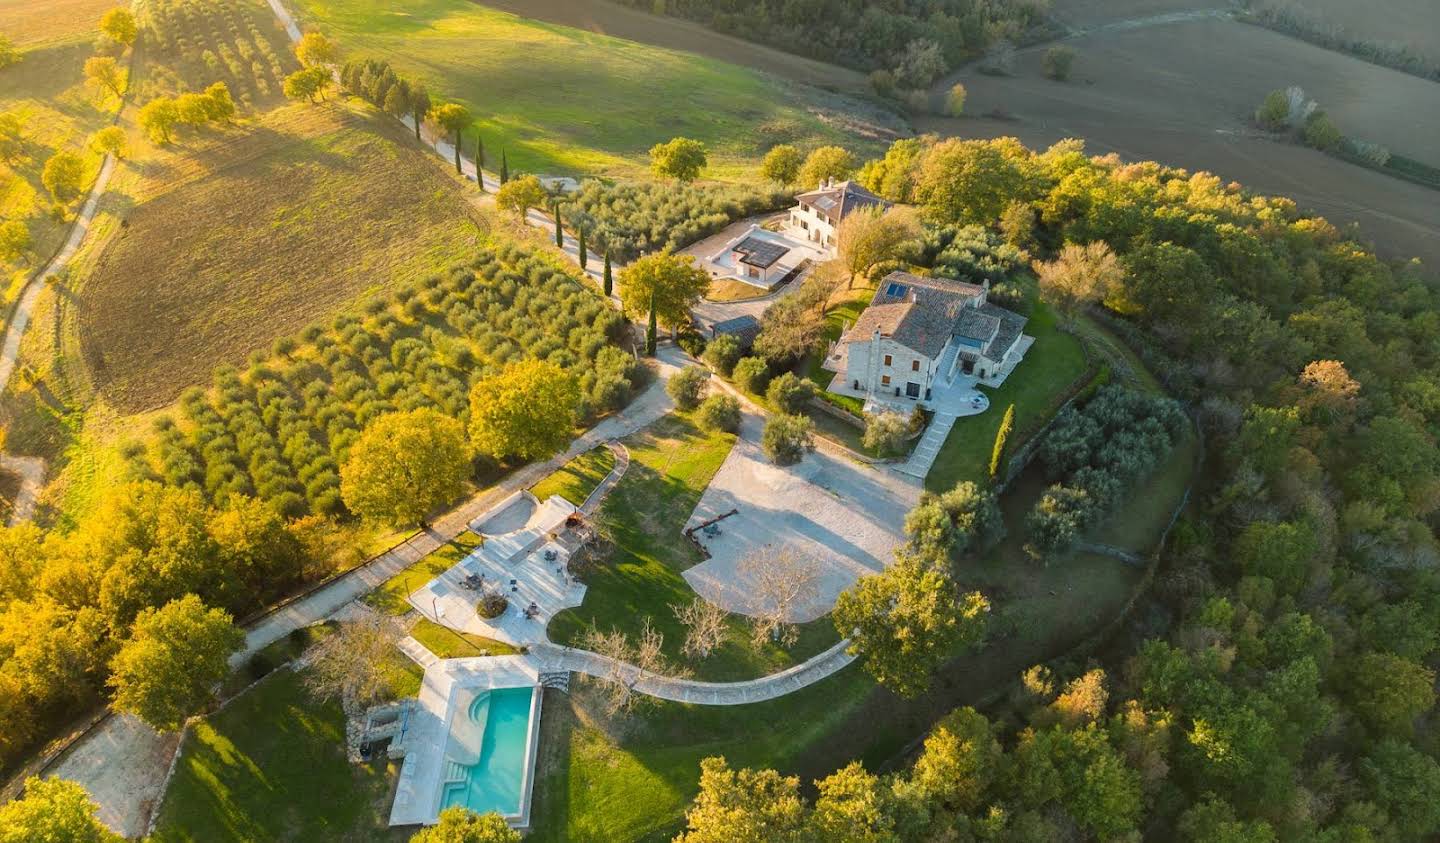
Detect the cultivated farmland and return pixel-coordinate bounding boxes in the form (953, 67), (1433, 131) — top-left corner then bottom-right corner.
(289, 0), (901, 179)
(923, 13), (1440, 266)
(74, 103), (488, 413)
(134, 0), (300, 107)
(0, 0), (121, 46)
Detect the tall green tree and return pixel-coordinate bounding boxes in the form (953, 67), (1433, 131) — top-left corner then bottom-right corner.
(798, 145), (856, 187)
(602, 250), (612, 297)
(99, 7), (137, 46)
(83, 56), (126, 99)
(0, 776), (121, 843)
(494, 175), (546, 218)
(577, 224), (587, 270)
(408, 807), (520, 842)
(41, 152), (86, 205)
(649, 136), (707, 182)
(618, 251), (709, 332)
(429, 102), (471, 174)
(0, 220), (30, 264)
(108, 595), (244, 731)
(295, 31), (337, 66)
(339, 408), (470, 526)
(760, 144), (802, 185)
(474, 133), (484, 191)
(989, 404), (1014, 477)
(676, 756), (807, 843)
(836, 205), (921, 288)
(910, 707), (1002, 815)
(645, 292), (657, 356)
(409, 85), (430, 141)
(833, 552), (989, 697)
(500, 149), (508, 184)
(552, 199), (563, 246)
(468, 359), (580, 462)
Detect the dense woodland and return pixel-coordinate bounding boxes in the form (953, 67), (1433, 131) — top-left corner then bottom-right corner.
(677, 134), (1440, 840)
(622, 0), (1049, 75)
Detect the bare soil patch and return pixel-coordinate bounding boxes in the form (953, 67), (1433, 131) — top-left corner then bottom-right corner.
(1251, 0), (1440, 64)
(76, 103), (487, 413)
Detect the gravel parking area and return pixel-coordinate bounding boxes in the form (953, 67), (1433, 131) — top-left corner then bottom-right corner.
(683, 406), (919, 622)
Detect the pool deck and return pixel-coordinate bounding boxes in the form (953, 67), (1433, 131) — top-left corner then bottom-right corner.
(411, 493), (587, 646)
(389, 656), (542, 829)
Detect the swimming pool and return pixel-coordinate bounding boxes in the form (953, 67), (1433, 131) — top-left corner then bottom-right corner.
(438, 686), (537, 817)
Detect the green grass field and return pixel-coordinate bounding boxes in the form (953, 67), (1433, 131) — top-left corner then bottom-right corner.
(152, 655), (421, 842)
(410, 618), (518, 658)
(547, 412), (838, 682)
(529, 445), (615, 507)
(366, 531), (482, 615)
(290, 0), (890, 179)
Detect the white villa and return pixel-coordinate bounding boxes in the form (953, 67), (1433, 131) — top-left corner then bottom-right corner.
(786, 179), (889, 253)
(823, 271), (1033, 413)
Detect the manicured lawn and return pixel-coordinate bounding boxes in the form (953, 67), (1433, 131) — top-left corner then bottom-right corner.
(365, 531), (482, 615)
(547, 413), (838, 681)
(151, 655), (421, 842)
(529, 446), (616, 507)
(290, 0), (882, 179)
(410, 618), (519, 658)
(220, 622), (336, 698)
(926, 297), (1090, 492)
(705, 279), (771, 302)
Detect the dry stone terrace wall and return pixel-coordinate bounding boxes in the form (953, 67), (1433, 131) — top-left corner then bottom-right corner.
(141, 244), (638, 519)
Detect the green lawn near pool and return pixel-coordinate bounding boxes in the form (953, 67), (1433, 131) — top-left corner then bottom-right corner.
(290, 0), (880, 179)
(547, 413), (839, 682)
(529, 446), (616, 508)
(365, 532), (483, 615)
(410, 618), (519, 658)
(151, 655), (421, 842)
(926, 297), (1090, 492)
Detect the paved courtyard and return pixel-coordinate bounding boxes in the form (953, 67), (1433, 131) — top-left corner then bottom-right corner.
(682, 403), (920, 622)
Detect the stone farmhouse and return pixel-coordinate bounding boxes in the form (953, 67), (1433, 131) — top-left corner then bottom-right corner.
(823, 271), (1033, 413)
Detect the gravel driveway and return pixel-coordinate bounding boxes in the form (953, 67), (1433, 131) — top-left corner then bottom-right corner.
(682, 404), (919, 621)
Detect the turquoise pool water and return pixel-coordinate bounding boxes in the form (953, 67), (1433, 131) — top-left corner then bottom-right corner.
(439, 686), (535, 816)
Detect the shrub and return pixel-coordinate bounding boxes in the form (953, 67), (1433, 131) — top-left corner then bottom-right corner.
(945, 83), (967, 116)
(563, 180), (788, 263)
(702, 334), (743, 376)
(1256, 89), (1290, 131)
(733, 356), (770, 394)
(863, 412), (910, 456)
(762, 414), (814, 466)
(697, 394), (741, 434)
(1042, 46), (1076, 81)
(1304, 112), (1342, 151)
(477, 591), (508, 619)
(667, 366), (709, 411)
(765, 372), (815, 414)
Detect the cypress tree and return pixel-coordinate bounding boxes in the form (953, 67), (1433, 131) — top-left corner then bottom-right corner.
(989, 403), (1015, 478)
(452, 129), (462, 174)
(500, 149), (509, 184)
(553, 201), (563, 247)
(646, 292), (658, 356)
(578, 225), (588, 270)
(603, 251), (613, 297)
(475, 134), (485, 191)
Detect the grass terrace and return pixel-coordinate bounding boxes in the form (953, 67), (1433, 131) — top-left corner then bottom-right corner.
(366, 532), (483, 615)
(528, 445), (615, 508)
(410, 618), (519, 658)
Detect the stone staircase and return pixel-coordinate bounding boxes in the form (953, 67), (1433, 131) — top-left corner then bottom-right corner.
(895, 411), (957, 479)
(539, 670), (571, 693)
(936, 341), (962, 384)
